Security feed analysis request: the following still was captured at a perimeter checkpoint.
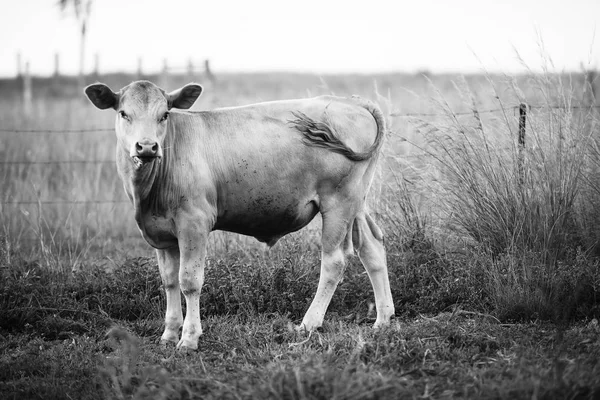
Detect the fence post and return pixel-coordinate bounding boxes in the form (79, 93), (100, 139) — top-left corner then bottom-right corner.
(16, 52), (22, 78)
(23, 61), (32, 117)
(92, 53), (100, 79)
(51, 53), (61, 95)
(187, 58), (194, 82)
(53, 53), (60, 78)
(137, 57), (143, 79)
(204, 59), (214, 82)
(518, 103), (527, 184)
(160, 58), (169, 87)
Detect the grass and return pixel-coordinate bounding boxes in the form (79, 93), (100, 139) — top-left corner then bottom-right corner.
(1, 255), (599, 399)
(406, 68), (600, 321)
(2, 65), (600, 398)
(0, 70), (564, 251)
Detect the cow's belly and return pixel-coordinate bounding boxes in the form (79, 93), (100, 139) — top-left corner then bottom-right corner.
(213, 195), (319, 245)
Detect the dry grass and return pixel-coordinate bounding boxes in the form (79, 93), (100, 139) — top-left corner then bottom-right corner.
(0, 71), (540, 254)
(2, 69), (600, 317)
(407, 69), (600, 320)
(1, 67), (600, 398)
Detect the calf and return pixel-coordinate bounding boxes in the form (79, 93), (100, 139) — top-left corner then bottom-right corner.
(84, 80), (394, 350)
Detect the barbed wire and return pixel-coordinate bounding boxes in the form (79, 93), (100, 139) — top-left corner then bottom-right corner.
(16, 235), (146, 242)
(389, 103), (600, 118)
(0, 128), (114, 134)
(0, 103), (597, 135)
(0, 160), (115, 165)
(1, 102), (598, 206)
(533, 104), (600, 110)
(1, 200), (129, 205)
(390, 105), (519, 117)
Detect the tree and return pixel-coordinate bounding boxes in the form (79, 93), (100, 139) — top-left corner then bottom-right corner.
(58, 0), (93, 85)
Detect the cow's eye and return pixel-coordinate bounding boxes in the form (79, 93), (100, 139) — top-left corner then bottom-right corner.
(159, 112), (169, 123)
(119, 110), (129, 121)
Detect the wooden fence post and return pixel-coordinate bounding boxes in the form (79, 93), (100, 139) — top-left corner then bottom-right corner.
(93, 53), (100, 79)
(51, 53), (61, 95)
(187, 58), (194, 82)
(137, 57), (143, 79)
(54, 53), (60, 78)
(204, 59), (214, 82)
(16, 52), (22, 78)
(160, 58), (169, 87)
(23, 61), (32, 117)
(518, 103), (527, 184)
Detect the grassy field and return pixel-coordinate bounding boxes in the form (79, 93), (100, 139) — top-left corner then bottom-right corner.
(1, 252), (599, 399)
(1, 68), (600, 398)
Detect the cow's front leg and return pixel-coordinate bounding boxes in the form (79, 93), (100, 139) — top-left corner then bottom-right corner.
(176, 220), (209, 351)
(156, 247), (182, 345)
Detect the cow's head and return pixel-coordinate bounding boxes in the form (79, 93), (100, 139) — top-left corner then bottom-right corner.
(84, 80), (203, 169)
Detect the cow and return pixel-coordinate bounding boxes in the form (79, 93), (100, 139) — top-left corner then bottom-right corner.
(84, 80), (395, 350)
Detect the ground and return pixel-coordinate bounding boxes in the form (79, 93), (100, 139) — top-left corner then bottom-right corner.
(1, 309), (599, 399)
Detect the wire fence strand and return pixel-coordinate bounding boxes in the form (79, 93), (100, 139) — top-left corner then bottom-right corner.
(0, 128), (114, 134)
(390, 104), (600, 118)
(0, 103), (596, 134)
(1, 200), (129, 205)
(390, 105), (520, 117)
(1, 102), (598, 206)
(0, 160), (115, 165)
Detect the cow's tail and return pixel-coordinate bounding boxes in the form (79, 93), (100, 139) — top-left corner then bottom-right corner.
(289, 98), (386, 162)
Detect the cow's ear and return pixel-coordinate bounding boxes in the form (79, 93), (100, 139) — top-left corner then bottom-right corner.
(167, 83), (203, 110)
(84, 83), (119, 110)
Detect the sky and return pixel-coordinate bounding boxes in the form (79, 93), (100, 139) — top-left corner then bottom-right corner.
(0, 0), (598, 77)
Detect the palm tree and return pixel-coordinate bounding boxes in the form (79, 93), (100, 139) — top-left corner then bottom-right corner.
(58, 0), (93, 85)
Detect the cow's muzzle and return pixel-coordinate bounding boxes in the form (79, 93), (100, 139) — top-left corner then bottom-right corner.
(132, 139), (161, 168)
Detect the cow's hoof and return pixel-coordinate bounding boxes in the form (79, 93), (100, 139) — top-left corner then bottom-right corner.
(160, 331), (179, 346)
(296, 323), (323, 333)
(373, 316), (394, 330)
(176, 338), (198, 352)
(160, 338), (178, 348)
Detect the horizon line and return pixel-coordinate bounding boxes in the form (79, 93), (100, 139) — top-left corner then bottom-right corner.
(0, 66), (595, 80)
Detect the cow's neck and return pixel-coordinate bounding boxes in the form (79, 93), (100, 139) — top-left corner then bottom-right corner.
(116, 146), (161, 239)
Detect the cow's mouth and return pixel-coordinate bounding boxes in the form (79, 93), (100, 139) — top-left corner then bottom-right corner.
(132, 156), (160, 169)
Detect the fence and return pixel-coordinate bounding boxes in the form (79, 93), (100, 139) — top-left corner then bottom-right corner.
(14, 52), (215, 116)
(3, 102), (599, 208)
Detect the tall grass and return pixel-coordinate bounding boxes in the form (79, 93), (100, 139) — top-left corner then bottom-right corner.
(0, 73), (431, 255)
(414, 69), (600, 320)
(1, 70), (599, 321)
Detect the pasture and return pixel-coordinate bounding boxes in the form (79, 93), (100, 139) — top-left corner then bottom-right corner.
(1, 70), (600, 398)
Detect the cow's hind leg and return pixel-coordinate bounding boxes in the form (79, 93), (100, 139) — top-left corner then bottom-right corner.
(353, 212), (395, 327)
(156, 247), (183, 345)
(299, 211), (353, 331)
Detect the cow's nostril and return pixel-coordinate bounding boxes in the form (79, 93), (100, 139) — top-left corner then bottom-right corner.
(135, 141), (158, 157)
